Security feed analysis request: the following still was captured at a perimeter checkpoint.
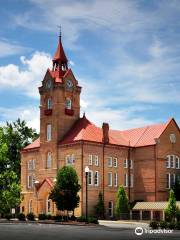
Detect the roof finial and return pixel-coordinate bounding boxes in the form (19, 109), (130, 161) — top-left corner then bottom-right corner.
(57, 25), (62, 41)
(83, 112), (86, 118)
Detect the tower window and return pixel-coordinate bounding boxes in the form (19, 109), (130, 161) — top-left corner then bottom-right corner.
(108, 201), (113, 217)
(47, 124), (52, 141)
(65, 98), (72, 110)
(47, 152), (52, 169)
(47, 98), (52, 109)
(108, 172), (112, 186)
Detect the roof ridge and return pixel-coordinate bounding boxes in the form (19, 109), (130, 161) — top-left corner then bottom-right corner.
(134, 126), (150, 147)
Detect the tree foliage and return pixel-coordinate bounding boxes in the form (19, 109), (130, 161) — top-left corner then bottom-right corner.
(172, 174), (180, 201)
(94, 192), (105, 218)
(49, 166), (81, 212)
(165, 189), (177, 222)
(115, 185), (129, 219)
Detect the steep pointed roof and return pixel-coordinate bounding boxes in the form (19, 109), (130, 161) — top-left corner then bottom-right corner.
(53, 36), (68, 62)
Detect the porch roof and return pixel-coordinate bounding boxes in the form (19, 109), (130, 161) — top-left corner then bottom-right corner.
(133, 201), (180, 211)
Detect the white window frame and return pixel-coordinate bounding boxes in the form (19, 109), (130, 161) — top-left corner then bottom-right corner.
(166, 173), (170, 189)
(28, 160), (32, 170)
(166, 155), (171, 168)
(176, 156), (180, 169)
(94, 155), (99, 166)
(108, 157), (112, 167)
(124, 159), (128, 168)
(124, 173), (128, 187)
(130, 160), (133, 169)
(47, 98), (52, 109)
(114, 172), (118, 187)
(170, 155), (175, 168)
(28, 175), (33, 189)
(47, 152), (52, 169)
(28, 199), (33, 213)
(46, 198), (51, 214)
(47, 124), (52, 141)
(113, 158), (118, 168)
(94, 171), (99, 186)
(108, 172), (112, 187)
(88, 154), (93, 165)
(108, 201), (113, 217)
(88, 170), (93, 185)
(32, 159), (35, 170)
(65, 98), (72, 110)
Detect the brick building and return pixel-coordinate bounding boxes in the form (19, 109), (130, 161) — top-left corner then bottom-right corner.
(21, 36), (180, 218)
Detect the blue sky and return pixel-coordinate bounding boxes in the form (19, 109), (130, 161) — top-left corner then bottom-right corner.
(0, 0), (180, 132)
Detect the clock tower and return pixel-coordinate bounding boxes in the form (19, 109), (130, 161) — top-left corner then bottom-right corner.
(38, 35), (81, 171)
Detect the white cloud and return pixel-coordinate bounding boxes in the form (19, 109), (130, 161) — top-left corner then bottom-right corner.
(0, 51), (51, 98)
(0, 40), (30, 57)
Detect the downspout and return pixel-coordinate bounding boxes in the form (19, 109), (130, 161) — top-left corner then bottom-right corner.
(81, 141), (84, 215)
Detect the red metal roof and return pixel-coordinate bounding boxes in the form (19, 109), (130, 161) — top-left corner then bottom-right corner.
(37, 178), (53, 191)
(23, 118), (177, 151)
(53, 37), (68, 62)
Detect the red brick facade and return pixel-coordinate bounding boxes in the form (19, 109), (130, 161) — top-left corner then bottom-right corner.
(20, 37), (180, 218)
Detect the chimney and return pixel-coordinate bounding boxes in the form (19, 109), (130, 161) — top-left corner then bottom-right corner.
(102, 122), (109, 144)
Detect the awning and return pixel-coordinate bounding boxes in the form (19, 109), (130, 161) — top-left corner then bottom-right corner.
(133, 201), (180, 211)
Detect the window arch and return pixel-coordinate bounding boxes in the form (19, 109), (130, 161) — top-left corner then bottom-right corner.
(46, 197), (52, 214)
(47, 98), (52, 109)
(46, 152), (52, 169)
(65, 98), (72, 110)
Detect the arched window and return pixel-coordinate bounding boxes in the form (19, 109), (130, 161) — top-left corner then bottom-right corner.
(47, 98), (52, 109)
(46, 152), (52, 169)
(65, 98), (72, 110)
(47, 124), (52, 141)
(46, 197), (51, 214)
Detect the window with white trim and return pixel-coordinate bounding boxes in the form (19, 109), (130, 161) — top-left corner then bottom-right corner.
(124, 159), (128, 168)
(28, 199), (33, 213)
(166, 173), (170, 189)
(88, 170), (93, 185)
(170, 173), (176, 187)
(166, 155), (171, 168)
(130, 174), (134, 188)
(114, 172), (118, 187)
(88, 155), (93, 165)
(108, 172), (112, 186)
(176, 156), (180, 169)
(27, 175), (34, 189)
(65, 98), (72, 110)
(108, 157), (112, 167)
(94, 171), (99, 186)
(94, 155), (99, 166)
(47, 152), (52, 169)
(108, 201), (113, 217)
(47, 98), (52, 109)
(130, 160), (133, 169)
(46, 198), (51, 214)
(124, 173), (128, 187)
(113, 158), (118, 168)
(47, 124), (52, 141)
(28, 160), (35, 170)
(170, 155), (175, 168)
(66, 154), (75, 165)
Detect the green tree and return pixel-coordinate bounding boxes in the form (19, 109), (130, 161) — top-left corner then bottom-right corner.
(115, 185), (129, 219)
(172, 174), (180, 200)
(49, 166), (81, 214)
(165, 189), (177, 222)
(94, 192), (105, 219)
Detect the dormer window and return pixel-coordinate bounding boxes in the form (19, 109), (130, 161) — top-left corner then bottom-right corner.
(47, 98), (52, 109)
(65, 98), (72, 110)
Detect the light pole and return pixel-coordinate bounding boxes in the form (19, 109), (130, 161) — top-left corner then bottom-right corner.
(34, 180), (40, 215)
(85, 166), (89, 223)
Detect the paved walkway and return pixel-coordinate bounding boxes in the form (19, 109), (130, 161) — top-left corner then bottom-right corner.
(99, 220), (149, 229)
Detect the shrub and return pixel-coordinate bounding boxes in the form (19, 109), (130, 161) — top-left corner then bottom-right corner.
(149, 221), (159, 229)
(77, 216), (86, 222)
(38, 214), (47, 220)
(47, 214), (52, 220)
(159, 221), (168, 229)
(5, 213), (12, 220)
(175, 221), (180, 230)
(176, 209), (180, 222)
(70, 215), (77, 221)
(17, 213), (26, 221)
(88, 216), (99, 224)
(55, 215), (62, 222)
(168, 222), (176, 230)
(26, 212), (35, 221)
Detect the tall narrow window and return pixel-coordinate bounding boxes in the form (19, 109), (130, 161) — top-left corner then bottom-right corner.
(113, 158), (118, 168)
(88, 155), (93, 165)
(65, 98), (72, 109)
(166, 155), (170, 168)
(124, 173), (128, 187)
(88, 171), (93, 185)
(176, 157), (180, 169)
(108, 172), (112, 186)
(47, 124), (52, 141)
(166, 173), (170, 189)
(47, 98), (52, 109)
(130, 174), (134, 188)
(94, 155), (99, 166)
(108, 201), (113, 217)
(124, 159), (128, 168)
(28, 175), (33, 188)
(47, 152), (52, 169)
(94, 171), (99, 186)
(28, 200), (33, 213)
(46, 198), (51, 214)
(170, 155), (175, 168)
(108, 157), (112, 167)
(114, 173), (118, 187)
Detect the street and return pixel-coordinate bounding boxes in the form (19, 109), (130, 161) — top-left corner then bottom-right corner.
(0, 223), (180, 240)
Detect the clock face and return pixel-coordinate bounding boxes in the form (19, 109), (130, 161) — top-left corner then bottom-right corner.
(66, 80), (73, 88)
(46, 80), (52, 89)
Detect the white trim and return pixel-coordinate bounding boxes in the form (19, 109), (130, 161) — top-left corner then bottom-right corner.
(124, 173), (128, 187)
(108, 172), (112, 186)
(94, 171), (99, 186)
(170, 155), (175, 168)
(47, 98), (52, 109)
(124, 159), (128, 168)
(94, 155), (99, 166)
(176, 156), (180, 169)
(65, 98), (72, 110)
(108, 201), (114, 217)
(130, 174), (134, 188)
(108, 157), (112, 167)
(47, 124), (52, 141)
(47, 152), (52, 169)
(114, 172), (118, 187)
(88, 170), (93, 185)
(88, 154), (93, 165)
(166, 155), (171, 168)
(113, 158), (118, 168)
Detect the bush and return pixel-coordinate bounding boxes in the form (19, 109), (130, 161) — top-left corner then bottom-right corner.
(38, 214), (47, 220)
(159, 221), (168, 229)
(5, 213), (12, 220)
(149, 221), (159, 229)
(70, 215), (77, 221)
(26, 212), (35, 221)
(55, 215), (62, 222)
(77, 216), (86, 222)
(175, 221), (180, 230)
(88, 216), (99, 224)
(176, 209), (180, 222)
(168, 222), (176, 230)
(17, 213), (26, 221)
(47, 214), (52, 220)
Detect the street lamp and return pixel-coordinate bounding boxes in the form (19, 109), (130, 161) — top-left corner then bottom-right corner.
(34, 180), (40, 215)
(85, 166), (89, 223)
